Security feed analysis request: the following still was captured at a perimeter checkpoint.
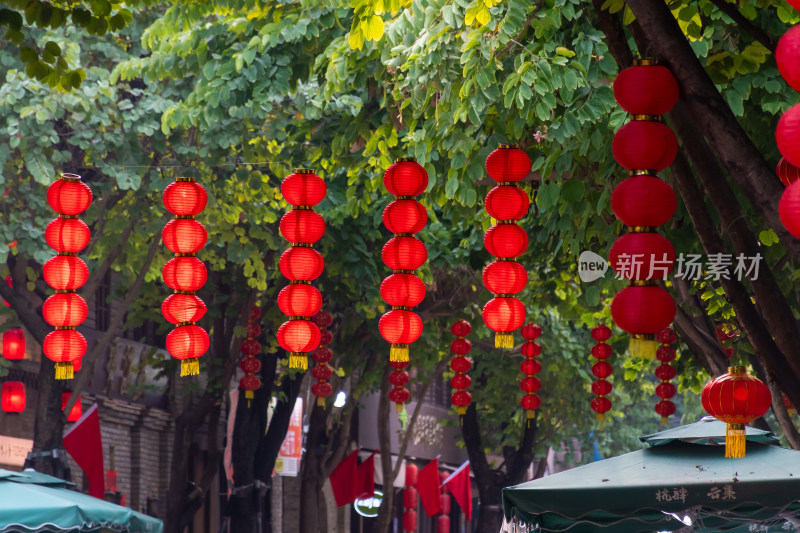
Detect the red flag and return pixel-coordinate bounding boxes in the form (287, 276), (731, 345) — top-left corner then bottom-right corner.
(329, 449), (358, 506)
(417, 457), (441, 516)
(63, 403), (105, 499)
(442, 460), (472, 520)
(356, 450), (377, 498)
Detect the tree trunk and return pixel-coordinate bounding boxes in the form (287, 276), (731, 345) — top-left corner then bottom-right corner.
(299, 403), (327, 533)
(374, 367), (395, 533)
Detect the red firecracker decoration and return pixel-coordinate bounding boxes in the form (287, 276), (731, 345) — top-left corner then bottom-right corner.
(449, 319), (472, 419)
(43, 173), (92, 379)
(701, 366), (771, 458)
(654, 327), (677, 424)
(239, 306), (262, 404)
(520, 323), (542, 423)
(379, 158), (428, 369)
(2, 329), (25, 360)
(715, 323), (737, 358)
(161, 177), (209, 377)
(278, 169), (326, 370)
(610, 59), (678, 359)
(62, 391), (82, 422)
(1, 381), (25, 413)
(311, 310), (334, 407)
(482, 144), (530, 348)
(590, 325), (613, 422)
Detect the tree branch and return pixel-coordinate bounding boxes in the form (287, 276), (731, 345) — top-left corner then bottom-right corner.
(707, 0), (776, 52)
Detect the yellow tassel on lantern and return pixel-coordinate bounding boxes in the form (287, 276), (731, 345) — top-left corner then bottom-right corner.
(629, 334), (657, 359)
(495, 332), (513, 349)
(317, 396), (326, 407)
(288, 353), (308, 370)
(457, 406), (466, 416)
(245, 390), (254, 400)
(661, 416), (669, 425)
(596, 412), (606, 422)
(55, 362), (73, 380)
(180, 358), (200, 376)
(726, 422), (746, 458)
(390, 344), (409, 362)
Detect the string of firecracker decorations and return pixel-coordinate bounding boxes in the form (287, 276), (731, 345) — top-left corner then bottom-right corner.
(609, 59), (678, 359)
(590, 324), (612, 421)
(310, 311), (334, 407)
(43, 173), (92, 380)
(239, 306), (263, 405)
(520, 323), (542, 425)
(379, 158), (428, 414)
(481, 145), (530, 348)
(449, 319), (473, 422)
(277, 169), (326, 371)
(161, 177), (210, 377)
(654, 327), (677, 424)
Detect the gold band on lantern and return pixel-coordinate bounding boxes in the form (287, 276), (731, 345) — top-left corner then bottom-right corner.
(396, 195), (413, 200)
(394, 233), (414, 237)
(631, 114), (662, 122)
(55, 289), (75, 294)
(54, 326), (75, 331)
(291, 243), (312, 248)
(176, 214), (194, 219)
(176, 321), (195, 327)
(629, 226), (655, 233)
(176, 177), (195, 182)
(395, 157), (415, 163)
(295, 205), (312, 210)
(57, 214), (78, 219)
(500, 181), (515, 186)
(290, 280), (311, 285)
(395, 269), (415, 274)
(294, 168), (315, 174)
(494, 294), (514, 298)
(392, 306), (411, 311)
(629, 169), (658, 176)
(498, 143), (519, 149)
(174, 290), (194, 295)
(633, 58), (658, 66)
(57, 252), (77, 257)
(289, 316), (309, 321)
(630, 280), (656, 287)
(729, 366), (746, 374)
(59, 173), (82, 182)
(496, 220), (515, 225)
(175, 253), (196, 257)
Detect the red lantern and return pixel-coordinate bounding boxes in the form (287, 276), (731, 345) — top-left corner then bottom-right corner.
(239, 305), (262, 402)
(166, 325), (210, 362)
(701, 366), (771, 458)
(384, 159), (428, 196)
(482, 261), (527, 295)
(777, 104), (800, 167)
(163, 180), (208, 215)
(45, 218), (90, 253)
(451, 339), (471, 355)
(590, 396), (611, 417)
(390, 370), (410, 387)
(279, 210), (326, 244)
(241, 339), (261, 356)
(61, 392), (82, 422)
(406, 464), (418, 487)
(277, 284), (323, 317)
(277, 319), (321, 369)
(162, 257), (208, 292)
(609, 232), (676, 280)
(613, 61), (679, 115)
(611, 285), (675, 358)
(161, 294), (207, 324)
(312, 364), (334, 381)
(436, 516), (450, 533)
(484, 223), (528, 258)
(779, 180), (800, 238)
(450, 319), (471, 337)
(2, 329), (25, 360)
(378, 310), (423, 360)
(520, 321), (542, 420)
(485, 145), (531, 182)
(482, 297), (525, 347)
(451, 356), (471, 372)
(592, 380), (612, 396)
(43, 293), (89, 327)
(611, 175), (677, 227)
(485, 186), (530, 220)
(43, 329), (86, 377)
(776, 158), (800, 187)
(240, 357), (261, 374)
(282, 170), (327, 206)
(521, 394), (541, 410)
(403, 510), (418, 532)
(279, 247), (325, 281)
(777, 26), (800, 92)
(521, 359), (541, 375)
(388, 386), (410, 405)
(380, 274), (426, 308)
(449, 318), (473, 416)
(312, 346), (333, 363)
(43, 256), (89, 290)
(47, 174), (92, 215)
(240, 374), (262, 394)
(521, 323), (541, 340)
(383, 200), (428, 234)
(592, 344), (611, 359)
(654, 327), (678, 424)
(592, 361), (612, 379)
(612, 120), (678, 171)
(1, 381), (25, 413)
(403, 486), (418, 507)
(162, 218), (208, 254)
(311, 310), (333, 328)
(590, 324), (613, 422)
(311, 381), (333, 398)
(382, 237), (427, 271)
(521, 342), (541, 358)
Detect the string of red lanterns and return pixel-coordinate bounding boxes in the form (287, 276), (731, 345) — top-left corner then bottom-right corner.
(482, 145), (530, 348)
(449, 319), (472, 421)
(310, 311), (334, 407)
(590, 324), (613, 422)
(701, 366), (770, 458)
(437, 470), (450, 533)
(610, 59), (678, 359)
(161, 177), (209, 377)
(1, 381), (25, 413)
(403, 463), (418, 533)
(239, 306), (263, 405)
(520, 323), (542, 423)
(654, 327), (677, 424)
(277, 169), (326, 371)
(776, 8), (800, 236)
(43, 173), (92, 380)
(2, 329), (25, 360)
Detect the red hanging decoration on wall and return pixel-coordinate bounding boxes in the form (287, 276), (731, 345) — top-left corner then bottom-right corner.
(1, 381), (25, 413)
(310, 310), (334, 407)
(701, 366), (771, 458)
(2, 329), (25, 360)
(379, 158), (428, 368)
(43, 173), (91, 380)
(62, 391), (82, 422)
(610, 60), (678, 360)
(590, 325), (613, 422)
(162, 177), (209, 376)
(278, 170), (326, 370)
(239, 306), (262, 404)
(520, 322), (542, 423)
(654, 327), (677, 424)
(482, 144), (530, 348)
(449, 319), (472, 420)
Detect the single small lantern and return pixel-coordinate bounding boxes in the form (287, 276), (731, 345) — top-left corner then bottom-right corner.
(590, 324), (613, 422)
(43, 173), (92, 379)
(278, 169), (327, 370)
(239, 306), (262, 404)
(701, 366), (771, 458)
(61, 391), (82, 422)
(379, 158), (428, 365)
(1, 381), (25, 413)
(482, 144), (530, 348)
(162, 177), (209, 376)
(449, 319), (473, 420)
(2, 329), (25, 360)
(613, 59), (679, 115)
(520, 322), (542, 424)
(654, 327), (678, 424)
(310, 310), (334, 407)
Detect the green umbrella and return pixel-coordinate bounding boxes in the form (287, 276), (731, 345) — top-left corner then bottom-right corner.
(0, 469), (163, 533)
(502, 418), (800, 532)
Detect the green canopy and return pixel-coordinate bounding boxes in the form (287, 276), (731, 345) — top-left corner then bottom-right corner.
(0, 469), (163, 533)
(502, 418), (800, 532)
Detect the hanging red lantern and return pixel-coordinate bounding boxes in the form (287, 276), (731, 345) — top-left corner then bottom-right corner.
(613, 60), (679, 115)
(1, 381), (25, 413)
(777, 105), (800, 167)
(380, 274), (426, 308)
(161, 294), (207, 324)
(162, 256), (208, 292)
(701, 366), (771, 458)
(485, 186), (530, 220)
(482, 261), (527, 295)
(382, 237), (427, 270)
(520, 322), (542, 422)
(279, 247), (325, 281)
(282, 170), (327, 206)
(482, 297), (526, 347)
(654, 327), (678, 424)
(484, 223), (528, 258)
(611, 285), (675, 358)
(166, 325), (210, 361)
(61, 391), (82, 422)
(279, 210), (326, 244)
(609, 232), (676, 280)
(311, 310), (335, 407)
(612, 120), (678, 171)
(384, 159), (429, 196)
(238, 305), (262, 403)
(43, 174), (91, 379)
(611, 175), (677, 227)
(277, 284), (323, 317)
(403, 486), (418, 508)
(383, 200), (428, 234)
(590, 324), (613, 422)
(163, 180), (208, 215)
(485, 145), (531, 182)
(403, 510), (418, 532)
(779, 180), (800, 237)
(378, 310), (423, 356)
(277, 319), (321, 369)
(449, 319), (473, 418)
(162, 218), (208, 254)
(777, 25), (800, 92)
(777, 158), (800, 187)
(2, 329), (25, 360)
(436, 516), (450, 533)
